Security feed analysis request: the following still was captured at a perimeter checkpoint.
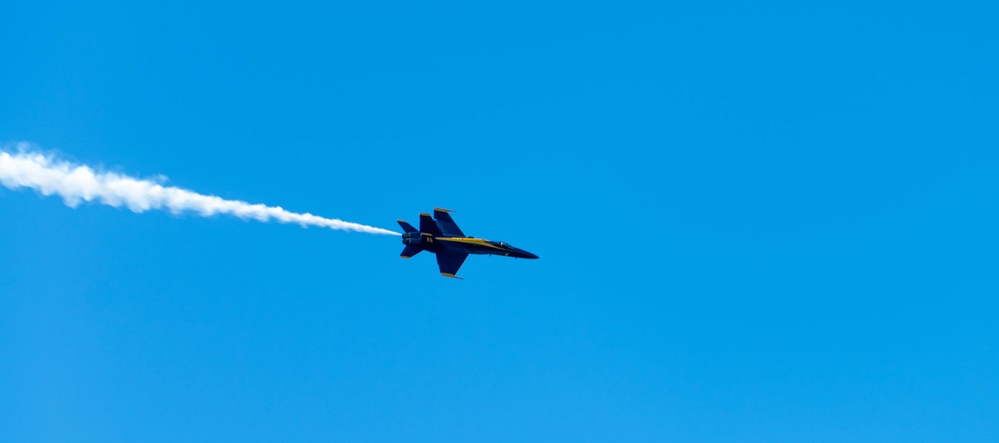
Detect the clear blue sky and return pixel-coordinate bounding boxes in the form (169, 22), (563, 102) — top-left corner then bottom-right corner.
(2, 1), (997, 441)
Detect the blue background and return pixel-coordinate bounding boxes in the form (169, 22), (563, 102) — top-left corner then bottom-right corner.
(2, 1), (997, 441)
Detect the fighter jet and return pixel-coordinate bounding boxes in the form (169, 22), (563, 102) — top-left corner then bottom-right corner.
(398, 208), (538, 279)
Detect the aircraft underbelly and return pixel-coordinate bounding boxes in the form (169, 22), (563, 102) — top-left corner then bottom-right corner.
(443, 243), (483, 255)
(439, 242), (493, 256)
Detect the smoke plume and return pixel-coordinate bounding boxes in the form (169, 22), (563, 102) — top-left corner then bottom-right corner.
(0, 146), (399, 235)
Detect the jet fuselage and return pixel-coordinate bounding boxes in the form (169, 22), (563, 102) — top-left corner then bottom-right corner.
(398, 209), (538, 278)
(402, 231), (538, 259)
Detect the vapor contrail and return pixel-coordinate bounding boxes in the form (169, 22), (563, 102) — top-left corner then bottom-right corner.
(0, 146), (399, 235)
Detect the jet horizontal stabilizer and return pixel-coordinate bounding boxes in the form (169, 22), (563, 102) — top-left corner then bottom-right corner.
(398, 220), (418, 234)
(400, 245), (422, 259)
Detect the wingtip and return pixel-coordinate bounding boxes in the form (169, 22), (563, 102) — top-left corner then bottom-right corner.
(434, 207), (455, 213)
(440, 273), (464, 280)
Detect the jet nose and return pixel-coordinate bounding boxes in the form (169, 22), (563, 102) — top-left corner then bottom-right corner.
(519, 249), (539, 259)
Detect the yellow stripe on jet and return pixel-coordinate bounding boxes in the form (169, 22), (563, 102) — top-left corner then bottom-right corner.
(436, 237), (506, 250)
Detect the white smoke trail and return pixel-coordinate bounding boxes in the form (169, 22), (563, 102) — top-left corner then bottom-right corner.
(0, 146), (399, 235)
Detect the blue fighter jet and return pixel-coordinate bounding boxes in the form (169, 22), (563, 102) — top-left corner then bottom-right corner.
(398, 208), (538, 279)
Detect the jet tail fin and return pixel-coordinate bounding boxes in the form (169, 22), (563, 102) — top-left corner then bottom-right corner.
(419, 213), (444, 236)
(398, 220), (418, 234)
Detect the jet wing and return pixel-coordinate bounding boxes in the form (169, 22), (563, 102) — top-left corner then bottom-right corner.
(436, 249), (468, 279)
(433, 208), (466, 238)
